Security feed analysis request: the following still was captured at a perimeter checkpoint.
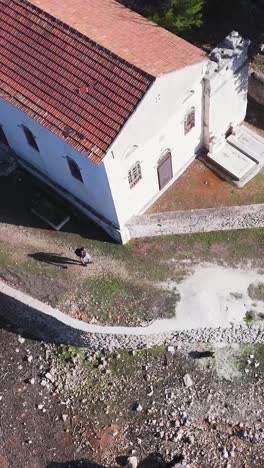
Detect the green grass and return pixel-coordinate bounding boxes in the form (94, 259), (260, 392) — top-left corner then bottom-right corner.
(96, 227), (264, 263)
(0, 241), (61, 277)
(239, 343), (264, 361)
(55, 344), (166, 379)
(0, 249), (13, 268)
(238, 344), (264, 374)
(54, 344), (86, 364)
(20, 258), (60, 276)
(49, 344), (166, 401)
(86, 228), (264, 285)
(127, 228), (264, 271)
(244, 310), (255, 325)
(107, 346), (165, 376)
(248, 282), (264, 302)
(69, 274), (178, 325)
(36, 220), (264, 287)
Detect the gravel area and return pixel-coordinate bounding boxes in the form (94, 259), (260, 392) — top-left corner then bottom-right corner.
(0, 322), (263, 468)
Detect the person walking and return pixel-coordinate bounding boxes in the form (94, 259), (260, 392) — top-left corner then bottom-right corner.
(75, 247), (92, 266)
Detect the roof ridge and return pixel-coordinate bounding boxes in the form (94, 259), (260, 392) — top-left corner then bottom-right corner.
(26, 0), (205, 76)
(19, 0), (155, 80)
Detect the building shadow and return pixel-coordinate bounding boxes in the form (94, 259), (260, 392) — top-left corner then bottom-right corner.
(0, 167), (115, 244)
(245, 97), (264, 131)
(0, 292), (90, 347)
(28, 252), (81, 268)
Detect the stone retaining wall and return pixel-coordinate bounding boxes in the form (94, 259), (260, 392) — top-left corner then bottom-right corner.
(0, 281), (264, 351)
(126, 203), (264, 239)
(248, 71), (264, 106)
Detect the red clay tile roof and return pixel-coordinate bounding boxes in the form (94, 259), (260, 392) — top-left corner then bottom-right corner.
(29, 0), (205, 77)
(0, 0), (153, 163)
(0, 0), (205, 163)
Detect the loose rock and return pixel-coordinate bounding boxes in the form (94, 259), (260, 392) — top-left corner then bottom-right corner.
(183, 374), (193, 388)
(18, 336), (25, 344)
(126, 456), (138, 468)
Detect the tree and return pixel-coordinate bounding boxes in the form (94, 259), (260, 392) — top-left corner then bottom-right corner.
(143, 0), (204, 35)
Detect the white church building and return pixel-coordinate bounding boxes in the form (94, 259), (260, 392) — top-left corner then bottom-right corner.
(1, 0), (263, 242)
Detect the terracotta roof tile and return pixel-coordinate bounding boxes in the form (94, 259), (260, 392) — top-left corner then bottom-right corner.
(0, 0), (205, 163)
(29, 0), (205, 76)
(0, 0), (153, 163)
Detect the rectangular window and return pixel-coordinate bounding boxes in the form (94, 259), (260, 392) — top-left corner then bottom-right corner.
(128, 161), (142, 189)
(67, 157), (84, 183)
(22, 126), (39, 151)
(0, 127), (9, 147)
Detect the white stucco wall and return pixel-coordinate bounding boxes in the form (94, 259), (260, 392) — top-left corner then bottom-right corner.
(0, 99), (119, 226)
(203, 65), (249, 148)
(104, 60), (208, 226)
(203, 35), (250, 149)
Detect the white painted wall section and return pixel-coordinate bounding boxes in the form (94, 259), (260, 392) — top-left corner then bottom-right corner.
(104, 60), (208, 226)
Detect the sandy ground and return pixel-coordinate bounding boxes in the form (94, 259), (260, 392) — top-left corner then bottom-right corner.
(173, 264), (264, 330)
(139, 263), (264, 335)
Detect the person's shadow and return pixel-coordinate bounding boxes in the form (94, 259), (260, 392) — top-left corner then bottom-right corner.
(28, 252), (81, 269)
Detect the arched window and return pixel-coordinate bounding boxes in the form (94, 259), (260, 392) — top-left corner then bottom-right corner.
(123, 145), (138, 159)
(67, 157), (83, 183)
(128, 161), (142, 189)
(22, 125), (39, 151)
(184, 107), (195, 135)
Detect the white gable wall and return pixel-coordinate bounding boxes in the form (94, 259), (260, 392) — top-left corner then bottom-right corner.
(0, 99), (119, 227)
(104, 60), (207, 226)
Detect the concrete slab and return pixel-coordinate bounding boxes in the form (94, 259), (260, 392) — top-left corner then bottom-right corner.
(31, 195), (71, 230)
(207, 142), (256, 180)
(228, 125), (264, 164)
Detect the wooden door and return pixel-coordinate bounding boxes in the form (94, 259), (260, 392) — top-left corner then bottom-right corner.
(157, 151), (173, 190)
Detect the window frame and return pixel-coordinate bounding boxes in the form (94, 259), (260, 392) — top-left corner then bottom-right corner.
(128, 161), (142, 189)
(22, 125), (39, 151)
(184, 107), (195, 135)
(67, 156), (84, 183)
